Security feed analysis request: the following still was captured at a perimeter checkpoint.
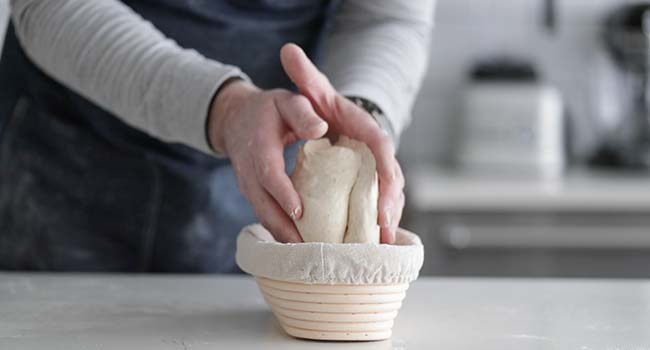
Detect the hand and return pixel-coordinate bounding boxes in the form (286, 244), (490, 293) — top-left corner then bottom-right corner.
(280, 44), (405, 243)
(209, 43), (405, 244)
(208, 79), (328, 243)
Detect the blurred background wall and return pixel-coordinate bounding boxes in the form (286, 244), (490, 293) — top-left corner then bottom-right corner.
(0, 0), (633, 164)
(400, 0), (642, 167)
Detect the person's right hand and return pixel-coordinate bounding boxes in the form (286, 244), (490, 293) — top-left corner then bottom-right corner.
(207, 79), (328, 243)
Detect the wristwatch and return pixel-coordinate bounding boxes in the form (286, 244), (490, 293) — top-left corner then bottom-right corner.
(346, 96), (395, 141)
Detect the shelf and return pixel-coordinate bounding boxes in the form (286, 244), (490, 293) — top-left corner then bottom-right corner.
(407, 166), (650, 212)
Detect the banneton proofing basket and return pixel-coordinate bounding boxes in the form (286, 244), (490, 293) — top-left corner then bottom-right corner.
(236, 224), (424, 341)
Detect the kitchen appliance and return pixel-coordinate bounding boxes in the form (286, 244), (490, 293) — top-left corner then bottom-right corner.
(454, 60), (565, 178)
(591, 3), (650, 168)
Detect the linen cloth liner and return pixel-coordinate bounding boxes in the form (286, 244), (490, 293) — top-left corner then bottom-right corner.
(236, 224), (424, 285)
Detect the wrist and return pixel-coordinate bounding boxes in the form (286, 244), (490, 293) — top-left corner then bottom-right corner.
(208, 78), (260, 155)
(346, 96), (395, 143)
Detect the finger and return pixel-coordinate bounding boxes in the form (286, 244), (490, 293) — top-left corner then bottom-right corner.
(328, 96), (396, 183)
(275, 93), (328, 140)
(231, 157), (256, 201)
(280, 43), (337, 116)
(389, 160), (406, 194)
(378, 179), (396, 230)
(231, 143), (302, 243)
(380, 199), (401, 244)
(392, 191), (405, 236)
(378, 162), (404, 239)
(253, 131), (303, 221)
(252, 183), (303, 243)
(380, 190), (403, 244)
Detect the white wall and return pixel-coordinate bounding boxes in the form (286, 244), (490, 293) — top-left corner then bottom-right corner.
(399, 0), (640, 165)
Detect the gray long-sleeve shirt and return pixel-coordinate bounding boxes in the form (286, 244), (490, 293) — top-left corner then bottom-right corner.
(10, 0), (434, 155)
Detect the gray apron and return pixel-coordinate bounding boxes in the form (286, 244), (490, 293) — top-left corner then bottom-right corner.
(0, 0), (334, 272)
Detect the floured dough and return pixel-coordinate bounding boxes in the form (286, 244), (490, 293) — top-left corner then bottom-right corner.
(291, 137), (380, 244)
(290, 139), (361, 243)
(337, 136), (380, 244)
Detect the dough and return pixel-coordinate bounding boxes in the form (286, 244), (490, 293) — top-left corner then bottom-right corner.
(291, 137), (380, 244)
(290, 139), (361, 243)
(337, 136), (380, 244)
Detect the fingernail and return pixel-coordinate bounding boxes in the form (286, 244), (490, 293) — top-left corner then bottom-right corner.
(304, 120), (327, 134)
(290, 206), (302, 220)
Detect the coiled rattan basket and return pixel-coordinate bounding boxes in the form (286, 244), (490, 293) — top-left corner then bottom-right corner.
(256, 277), (408, 341)
(236, 225), (423, 341)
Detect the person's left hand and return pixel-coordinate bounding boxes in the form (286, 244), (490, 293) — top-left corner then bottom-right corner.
(280, 43), (405, 243)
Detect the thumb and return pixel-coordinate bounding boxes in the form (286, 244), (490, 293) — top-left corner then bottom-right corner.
(280, 43), (336, 117)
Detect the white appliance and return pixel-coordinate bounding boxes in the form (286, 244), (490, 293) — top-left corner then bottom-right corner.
(455, 80), (565, 178)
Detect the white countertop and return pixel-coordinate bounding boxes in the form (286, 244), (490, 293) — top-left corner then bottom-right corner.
(1, 274), (649, 349)
(407, 166), (650, 212)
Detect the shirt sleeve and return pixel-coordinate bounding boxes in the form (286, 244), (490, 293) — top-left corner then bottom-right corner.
(321, 0), (435, 145)
(10, 0), (248, 155)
